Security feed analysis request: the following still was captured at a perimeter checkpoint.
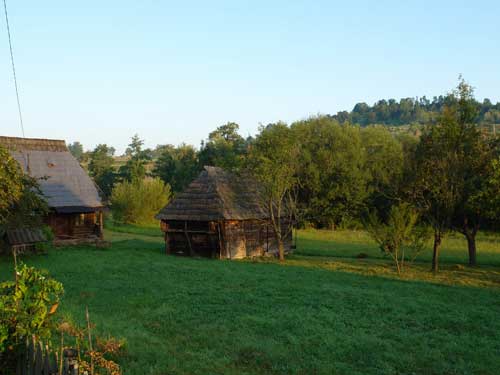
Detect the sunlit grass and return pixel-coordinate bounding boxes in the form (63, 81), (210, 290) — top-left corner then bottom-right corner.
(0, 225), (499, 374)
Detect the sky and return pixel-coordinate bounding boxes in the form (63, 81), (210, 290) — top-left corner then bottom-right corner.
(1, 1), (499, 154)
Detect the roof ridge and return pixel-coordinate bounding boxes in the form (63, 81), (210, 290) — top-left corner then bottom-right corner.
(0, 136), (67, 152)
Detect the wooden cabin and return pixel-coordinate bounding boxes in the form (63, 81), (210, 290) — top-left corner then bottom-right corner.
(0, 136), (104, 244)
(156, 166), (292, 259)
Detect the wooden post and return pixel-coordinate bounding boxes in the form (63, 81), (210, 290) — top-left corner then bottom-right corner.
(98, 209), (104, 240)
(165, 232), (171, 255)
(184, 221), (193, 256)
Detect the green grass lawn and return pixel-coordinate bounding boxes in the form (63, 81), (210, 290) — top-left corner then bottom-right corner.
(1, 226), (499, 375)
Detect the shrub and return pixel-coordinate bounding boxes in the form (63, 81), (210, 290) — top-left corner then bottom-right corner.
(364, 203), (431, 274)
(111, 178), (171, 225)
(0, 264), (63, 367)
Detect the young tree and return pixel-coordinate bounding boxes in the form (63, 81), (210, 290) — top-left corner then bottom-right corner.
(152, 144), (200, 193)
(88, 144), (117, 198)
(365, 203), (430, 274)
(245, 123), (300, 261)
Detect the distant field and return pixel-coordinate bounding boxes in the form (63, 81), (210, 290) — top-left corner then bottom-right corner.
(296, 229), (500, 266)
(1, 226), (499, 375)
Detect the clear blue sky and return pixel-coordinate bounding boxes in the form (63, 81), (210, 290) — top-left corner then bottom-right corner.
(1, 1), (499, 153)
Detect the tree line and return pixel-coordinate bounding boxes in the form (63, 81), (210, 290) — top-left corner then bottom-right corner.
(329, 93), (500, 127)
(70, 79), (499, 270)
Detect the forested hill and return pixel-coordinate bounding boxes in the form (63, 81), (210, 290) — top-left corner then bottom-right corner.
(328, 96), (500, 126)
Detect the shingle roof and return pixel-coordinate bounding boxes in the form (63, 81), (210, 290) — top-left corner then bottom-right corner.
(6, 228), (47, 245)
(156, 166), (266, 221)
(0, 136), (102, 211)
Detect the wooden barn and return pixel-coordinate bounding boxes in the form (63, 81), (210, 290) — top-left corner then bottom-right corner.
(0, 136), (104, 243)
(156, 166), (292, 259)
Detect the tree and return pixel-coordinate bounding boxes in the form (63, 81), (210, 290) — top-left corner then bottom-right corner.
(411, 78), (482, 271)
(152, 144), (200, 193)
(0, 146), (23, 224)
(0, 146), (49, 231)
(245, 123), (300, 261)
(88, 144), (116, 198)
(361, 126), (404, 215)
(431, 79), (496, 266)
(199, 122), (247, 170)
(3, 175), (49, 229)
(68, 141), (84, 161)
(120, 135), (151, 182)
(292, 117), (369, 228)
(364, 203), (430, 274)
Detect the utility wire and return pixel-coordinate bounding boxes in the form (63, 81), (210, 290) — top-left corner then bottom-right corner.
(3, 0), (25, 137)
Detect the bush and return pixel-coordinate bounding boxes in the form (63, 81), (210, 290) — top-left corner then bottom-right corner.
(111, 178), (171, 225)
(364, 203), (431, 274)
(0, 264), (63, 367)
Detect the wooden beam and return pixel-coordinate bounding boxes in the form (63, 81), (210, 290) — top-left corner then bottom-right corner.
(184, 221), (193, 256)
(98, 210), (104, 240)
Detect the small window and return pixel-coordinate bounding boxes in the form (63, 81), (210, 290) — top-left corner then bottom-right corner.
(75, 214), (85, 226)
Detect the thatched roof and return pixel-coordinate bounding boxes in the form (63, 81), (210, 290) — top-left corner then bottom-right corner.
(156, 166), (266, 221)
(0, 136), (102, 212)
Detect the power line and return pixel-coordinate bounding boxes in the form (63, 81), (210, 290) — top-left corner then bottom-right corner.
(3, 0), (25, 137)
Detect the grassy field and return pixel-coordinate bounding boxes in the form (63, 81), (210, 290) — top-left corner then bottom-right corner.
(1, 226), (499, 374)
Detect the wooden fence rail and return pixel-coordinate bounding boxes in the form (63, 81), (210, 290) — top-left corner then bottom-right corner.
(15, 338), (79, 375)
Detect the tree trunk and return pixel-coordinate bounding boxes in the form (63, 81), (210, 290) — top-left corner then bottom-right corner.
(465, 231), (477, 266)
(278, 240), (285, 262)
(431, 232), (441, 273)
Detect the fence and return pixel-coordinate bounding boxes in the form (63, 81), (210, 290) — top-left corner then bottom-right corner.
(15, 338), (79, 375)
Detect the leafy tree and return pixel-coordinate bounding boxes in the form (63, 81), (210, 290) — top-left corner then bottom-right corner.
(152, 144), (200, 193)
(199, 122), (247, 170)
(111, 178), (171, 224)
(2, 175), (49, 229)
(361, 126), (404, 215)
(0, 146), (23, 224)
(88, 144), (116, 198)
(292, 117), (369, 228)
(245, 123), (300, 261)
(120, 135), (151, 182)
(411, 78), (484, 271)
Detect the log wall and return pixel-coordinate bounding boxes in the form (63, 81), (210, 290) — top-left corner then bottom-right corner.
(45, 212), (98, 239)
(162, 219), (292, 259)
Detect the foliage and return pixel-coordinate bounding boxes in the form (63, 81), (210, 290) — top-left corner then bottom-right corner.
(110, 178), (171, 224)
(2, 175), (49, 230)
(0, 146), (23, 224)
(329, 95), (500, 127)
(152, 143), (200, 192)
(0, 264), (63, 357)
(68, 141), (85, 161)
(199, 122), (248, 171)
(89, 144), (117, 198)
(291, 118), (406, 228)
(245, 122), (300, 261)
(119, 135), (151, 182)
(364, 204), (430, 274)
